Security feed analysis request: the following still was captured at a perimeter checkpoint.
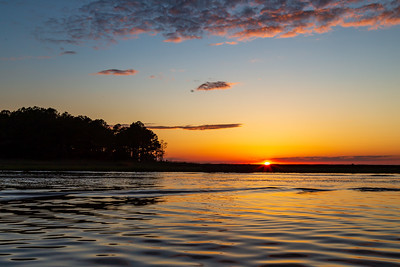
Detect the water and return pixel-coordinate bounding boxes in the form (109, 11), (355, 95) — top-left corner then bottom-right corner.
(0, 171), (399, 266)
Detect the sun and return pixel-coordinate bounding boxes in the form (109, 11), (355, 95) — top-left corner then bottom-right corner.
(263, 161), (271, 166)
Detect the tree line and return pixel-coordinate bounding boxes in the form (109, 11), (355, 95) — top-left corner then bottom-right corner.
(0, 107), (166, 161)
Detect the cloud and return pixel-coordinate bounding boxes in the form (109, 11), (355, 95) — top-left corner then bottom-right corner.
(209, 41), (238, 46)
(93, 69), (138, 76)
(148, 73), (176, 81)
(209, 42), (225, 46)
(271, 155), (400, 164)
(149, 73), (164, 80)
(147, 123), (242, 130)
(195, 81), (237, 91)
(40, 1), (400, 45)
(60, 50), (77, 55)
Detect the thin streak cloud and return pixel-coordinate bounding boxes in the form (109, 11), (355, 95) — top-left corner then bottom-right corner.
(209, 41), (238, 46)
(93, 69), (138, 76)
(271, 155), (400, 164)
(147, 124), (242, 130)
(40, 1), (400, 45)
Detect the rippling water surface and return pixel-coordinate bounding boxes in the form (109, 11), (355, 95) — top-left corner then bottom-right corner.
(0, 171), (399, 266)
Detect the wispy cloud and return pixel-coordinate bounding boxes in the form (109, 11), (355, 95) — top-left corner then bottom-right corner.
(60, 50), (77, 55)
(149, 73), (165, 80)
(147, 123), (242, 130)
(195, 81), (237, 91)
(40, 1), (400, 45)
(148, 73), (176, 81)
(209, 41), (238, 46)
(93, 69), (138, 76)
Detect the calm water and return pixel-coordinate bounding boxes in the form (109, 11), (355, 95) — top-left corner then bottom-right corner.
(0, 171), (399, 266)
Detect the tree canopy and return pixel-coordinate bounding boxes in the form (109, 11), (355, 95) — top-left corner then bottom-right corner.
(0, 107), (165, 161)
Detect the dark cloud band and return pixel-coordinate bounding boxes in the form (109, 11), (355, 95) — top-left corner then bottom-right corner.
(60, 51), (77, 55)
(94, 69), (138, 76)
(147, 124), (242, 130)
(271, 155), (400, 163)
(40, 0), (400, 45)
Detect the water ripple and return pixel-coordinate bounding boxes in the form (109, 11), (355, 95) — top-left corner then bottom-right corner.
(0, 171), (399, 266)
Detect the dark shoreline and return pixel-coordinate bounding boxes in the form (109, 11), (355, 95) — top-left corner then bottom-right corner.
(0, 159), (399, 173)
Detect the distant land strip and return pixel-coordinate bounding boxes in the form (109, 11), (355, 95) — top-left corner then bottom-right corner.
(0, 160), (399, 173)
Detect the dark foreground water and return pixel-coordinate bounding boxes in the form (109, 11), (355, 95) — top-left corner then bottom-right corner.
(0, 171), (399, 266)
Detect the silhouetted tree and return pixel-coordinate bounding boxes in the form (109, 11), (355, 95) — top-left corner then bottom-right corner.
(0, 107), (165, 161)
(113, 122), (164, 161)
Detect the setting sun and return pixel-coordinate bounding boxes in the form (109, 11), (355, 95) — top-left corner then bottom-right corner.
(264, 161), (271, 166)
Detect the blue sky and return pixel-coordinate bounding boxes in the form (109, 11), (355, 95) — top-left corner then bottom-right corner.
(1, 0), (399, 164)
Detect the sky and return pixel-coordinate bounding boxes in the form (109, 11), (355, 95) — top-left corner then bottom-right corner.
(1, 0), (399, 164)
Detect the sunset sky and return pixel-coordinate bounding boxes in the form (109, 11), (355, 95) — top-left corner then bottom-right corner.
(1, 0), (399, 164)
